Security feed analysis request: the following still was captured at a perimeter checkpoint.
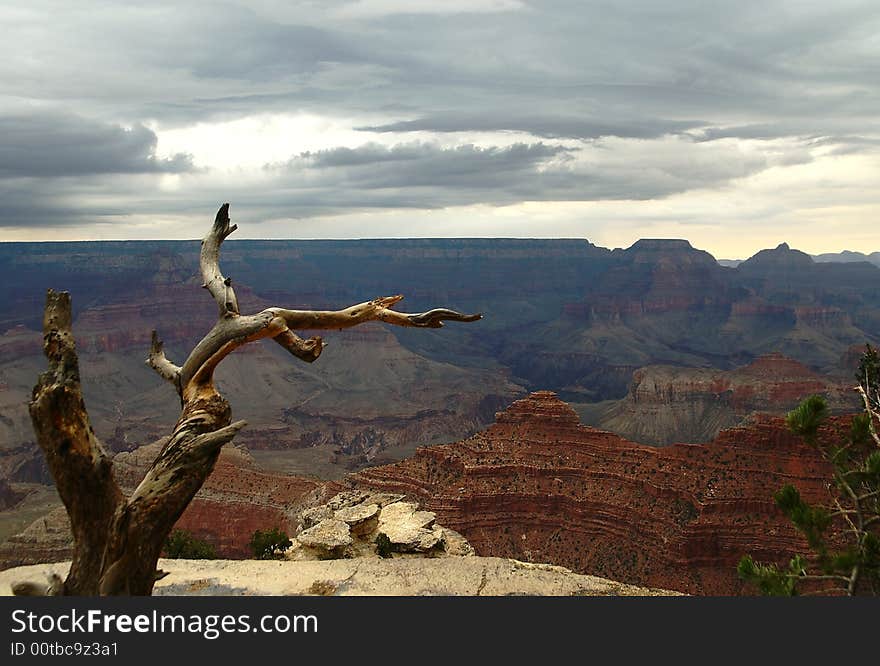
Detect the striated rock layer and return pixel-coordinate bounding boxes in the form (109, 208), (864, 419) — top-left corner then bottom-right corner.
(346, 391), (838, 595)
(595, 353), (857, 445)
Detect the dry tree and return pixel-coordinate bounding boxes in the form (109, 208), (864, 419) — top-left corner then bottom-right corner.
(17, 203), (480, 595)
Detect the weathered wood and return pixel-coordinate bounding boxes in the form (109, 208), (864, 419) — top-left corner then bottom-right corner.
(99, 400), (246, 595)
(28, 290), (124, 595)
(273, 329), (325, 363)
(200, 202), (239, 317)
(147, 330), (181, 391)
(17, 203), (481, 596)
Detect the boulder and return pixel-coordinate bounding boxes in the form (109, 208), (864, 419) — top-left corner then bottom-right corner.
(334, 503), (380, 537)
(377, 502), (440, 552)
(290, 494), (472, 560)
(440, 528), (475, 557)
(296, 519), (352, 558)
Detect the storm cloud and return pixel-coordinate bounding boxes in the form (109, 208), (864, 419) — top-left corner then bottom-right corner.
(0, 113), (193, 177)
(357, 115), (705, 141)
(0, 0), (878, 254)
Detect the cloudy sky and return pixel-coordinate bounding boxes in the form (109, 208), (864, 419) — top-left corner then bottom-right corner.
(1, 0), (878, 257)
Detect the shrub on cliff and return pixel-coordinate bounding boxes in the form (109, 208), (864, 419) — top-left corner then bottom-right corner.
(163, 529), (217, 559)
(738, 345), (880, 595)
(250, 527), (292, 560)
(375, 532), (394, 558)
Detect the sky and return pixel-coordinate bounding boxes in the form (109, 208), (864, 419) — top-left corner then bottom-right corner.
(1, 0), (878, 258)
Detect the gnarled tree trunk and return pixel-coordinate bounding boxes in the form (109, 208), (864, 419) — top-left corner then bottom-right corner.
(18, 203), (480, 596)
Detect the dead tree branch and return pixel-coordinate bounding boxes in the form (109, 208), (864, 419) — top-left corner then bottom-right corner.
(28, 291), (124, 595)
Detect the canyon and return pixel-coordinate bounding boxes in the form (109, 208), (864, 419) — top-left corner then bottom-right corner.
(0, 391), (860, 595)
(1, 237), (878, 481)
(345, 391), (840, 595)
(0, 237), (876, 594)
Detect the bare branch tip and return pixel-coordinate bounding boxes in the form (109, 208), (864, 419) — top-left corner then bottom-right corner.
(375, 294), (404, 309)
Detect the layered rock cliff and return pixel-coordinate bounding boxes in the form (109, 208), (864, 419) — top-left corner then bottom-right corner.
(345, 391), (838, 595)
(593, 353), (857, 445)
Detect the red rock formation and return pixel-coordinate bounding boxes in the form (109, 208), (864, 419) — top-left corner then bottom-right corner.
(730, 298), (792, 318)
(594, 353), (856, 445)
(794, 306), (851, 329)
(347, 391), (840, 595)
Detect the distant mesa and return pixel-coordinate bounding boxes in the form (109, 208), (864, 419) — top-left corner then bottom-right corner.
(720, 247), (880, 268)
(618, 238), (718, 266)
(627, 238), (694, 251)
(739, 242), (814, 269)
(813, 249), (880, 266)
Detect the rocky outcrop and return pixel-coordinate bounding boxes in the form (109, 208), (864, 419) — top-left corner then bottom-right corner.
(289, 490), (473, 560)
(345, 391), (839, 595)
(1, 448), (471, 569)
(0, 557), (679, 596)
(594, 353), (857, 445)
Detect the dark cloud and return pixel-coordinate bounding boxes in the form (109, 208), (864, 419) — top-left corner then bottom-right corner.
(0, 113), (192, 178)
(254, 139), (768, 213)
(2, 136), (771, 229)
(357, 115), (704, 140)
(294, 142), (568, 183)
(0, 177), (136, 228)
(0, 1), (878, 236)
